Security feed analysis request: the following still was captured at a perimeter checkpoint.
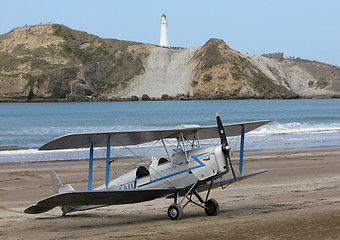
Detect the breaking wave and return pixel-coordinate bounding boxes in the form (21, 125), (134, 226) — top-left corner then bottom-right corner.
(1, 121), (340, 163)
(250, 122), (340, 137)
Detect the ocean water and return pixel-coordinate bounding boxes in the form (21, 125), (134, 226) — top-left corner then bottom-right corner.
(0, 99), (340, 163)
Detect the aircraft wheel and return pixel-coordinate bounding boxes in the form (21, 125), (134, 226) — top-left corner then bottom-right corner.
(167, 204), (183, 220)
(204, 199), (219, 216)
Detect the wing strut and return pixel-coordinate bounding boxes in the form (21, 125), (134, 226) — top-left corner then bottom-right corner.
(88, 145), (94, 190)
(105, 136), (111, 188)
(239, 126), (245, 174)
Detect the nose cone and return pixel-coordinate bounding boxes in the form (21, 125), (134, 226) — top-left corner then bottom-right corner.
(214, 145), (229, 173)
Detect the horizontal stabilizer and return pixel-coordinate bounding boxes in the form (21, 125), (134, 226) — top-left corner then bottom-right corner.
(24, 188), (176, 214)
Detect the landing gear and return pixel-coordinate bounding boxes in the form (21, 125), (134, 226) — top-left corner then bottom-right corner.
(204, 199), (219, 216)
(167, 181), (220, 220)
(167, 204), (183, 220)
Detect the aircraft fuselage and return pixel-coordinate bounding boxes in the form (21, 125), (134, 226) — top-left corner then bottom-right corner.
(96, 145), (229, 191)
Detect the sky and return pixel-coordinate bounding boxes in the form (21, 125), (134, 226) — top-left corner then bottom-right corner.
(1, 0), (339, 66)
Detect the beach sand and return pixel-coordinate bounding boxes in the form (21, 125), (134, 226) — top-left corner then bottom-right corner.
(0, 149), (339, 239)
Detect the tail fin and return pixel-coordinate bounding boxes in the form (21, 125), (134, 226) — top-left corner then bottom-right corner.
(50, 170), (75, 194)
(50, 170), (75, 215)
(50, 170), (62, 194)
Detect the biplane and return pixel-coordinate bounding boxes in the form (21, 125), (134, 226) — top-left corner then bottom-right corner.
(25, 113), (269, 220)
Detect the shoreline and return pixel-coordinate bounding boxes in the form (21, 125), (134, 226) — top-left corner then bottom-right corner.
(0, 148), (339, 239)
(1, 95), (340, 103)
(1, 146), (340, 167)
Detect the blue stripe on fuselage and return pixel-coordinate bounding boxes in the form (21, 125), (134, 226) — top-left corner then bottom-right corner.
(138, 153), (207, 187)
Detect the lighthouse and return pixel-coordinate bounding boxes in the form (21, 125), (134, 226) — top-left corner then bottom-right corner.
(160, 14), (168, 47)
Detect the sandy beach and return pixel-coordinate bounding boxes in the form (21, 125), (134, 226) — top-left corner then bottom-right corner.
(0, 149), (339, 239)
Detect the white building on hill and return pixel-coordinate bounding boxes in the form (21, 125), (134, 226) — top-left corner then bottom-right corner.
(160, 14), (168, 47)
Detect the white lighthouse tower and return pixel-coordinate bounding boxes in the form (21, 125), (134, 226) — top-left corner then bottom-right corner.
(160, 14), (168, 47)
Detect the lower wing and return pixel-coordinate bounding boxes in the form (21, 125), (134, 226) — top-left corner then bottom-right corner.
(25, 169), (267, 214)
(24, 188), (176, 214)
(196, 169), (268, 192)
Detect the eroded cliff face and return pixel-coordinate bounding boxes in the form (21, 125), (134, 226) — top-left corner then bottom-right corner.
(0, 25), (339, 101)
(242, 51), (340, 98)
(117, 47), (200, 99)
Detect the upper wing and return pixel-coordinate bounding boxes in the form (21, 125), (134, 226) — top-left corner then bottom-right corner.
(24, 188), (176, 214)
(39, 120), (270, 150)
(196, 169), (269, 192)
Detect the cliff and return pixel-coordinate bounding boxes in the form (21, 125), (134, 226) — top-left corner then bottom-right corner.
(0, 24), (339, 101)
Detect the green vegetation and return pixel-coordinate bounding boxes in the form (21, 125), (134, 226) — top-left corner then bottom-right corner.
(30, 58), (49, 70)
(108, 53), (144, 82)
(61, 44), (110, 63)
(247, 72), (283, 94)
(53, 24), (147, 96)
(0, 54), (21, 71)
(10, 44), (30, 56)
(231, 72), (241, 80)
(199, 39), (248, 71)
(53, 25), (76, 41)
(23, 73), (47, 86)
(52, 24), (138, 63)
(84, 89), (93, 96)
(201, 40), (227, 70)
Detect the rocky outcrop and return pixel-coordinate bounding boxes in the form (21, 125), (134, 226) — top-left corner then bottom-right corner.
(0, 24), (339, 101)
(188, 39), (297, 99)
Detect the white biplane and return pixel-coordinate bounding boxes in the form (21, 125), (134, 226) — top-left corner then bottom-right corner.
(25, 113), (269, 220)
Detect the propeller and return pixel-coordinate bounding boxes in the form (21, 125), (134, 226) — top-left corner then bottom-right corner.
(216, 112), (238, 184)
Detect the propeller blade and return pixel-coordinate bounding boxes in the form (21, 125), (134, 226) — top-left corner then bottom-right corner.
(216, 112), (238, 184)
(216, 112), (228, 147)
(227, 154), (238, 185)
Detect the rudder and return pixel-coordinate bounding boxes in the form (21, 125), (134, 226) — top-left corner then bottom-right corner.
(50, 170), (62, 194)
(50, 170), (75, 215)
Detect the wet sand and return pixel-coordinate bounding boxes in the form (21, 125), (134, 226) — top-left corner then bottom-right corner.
(0, 149), (339, 239)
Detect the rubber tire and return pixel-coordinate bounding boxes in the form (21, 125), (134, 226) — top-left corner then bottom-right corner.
(204, 199), (219, 216)
(167, 204), (183, 220)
